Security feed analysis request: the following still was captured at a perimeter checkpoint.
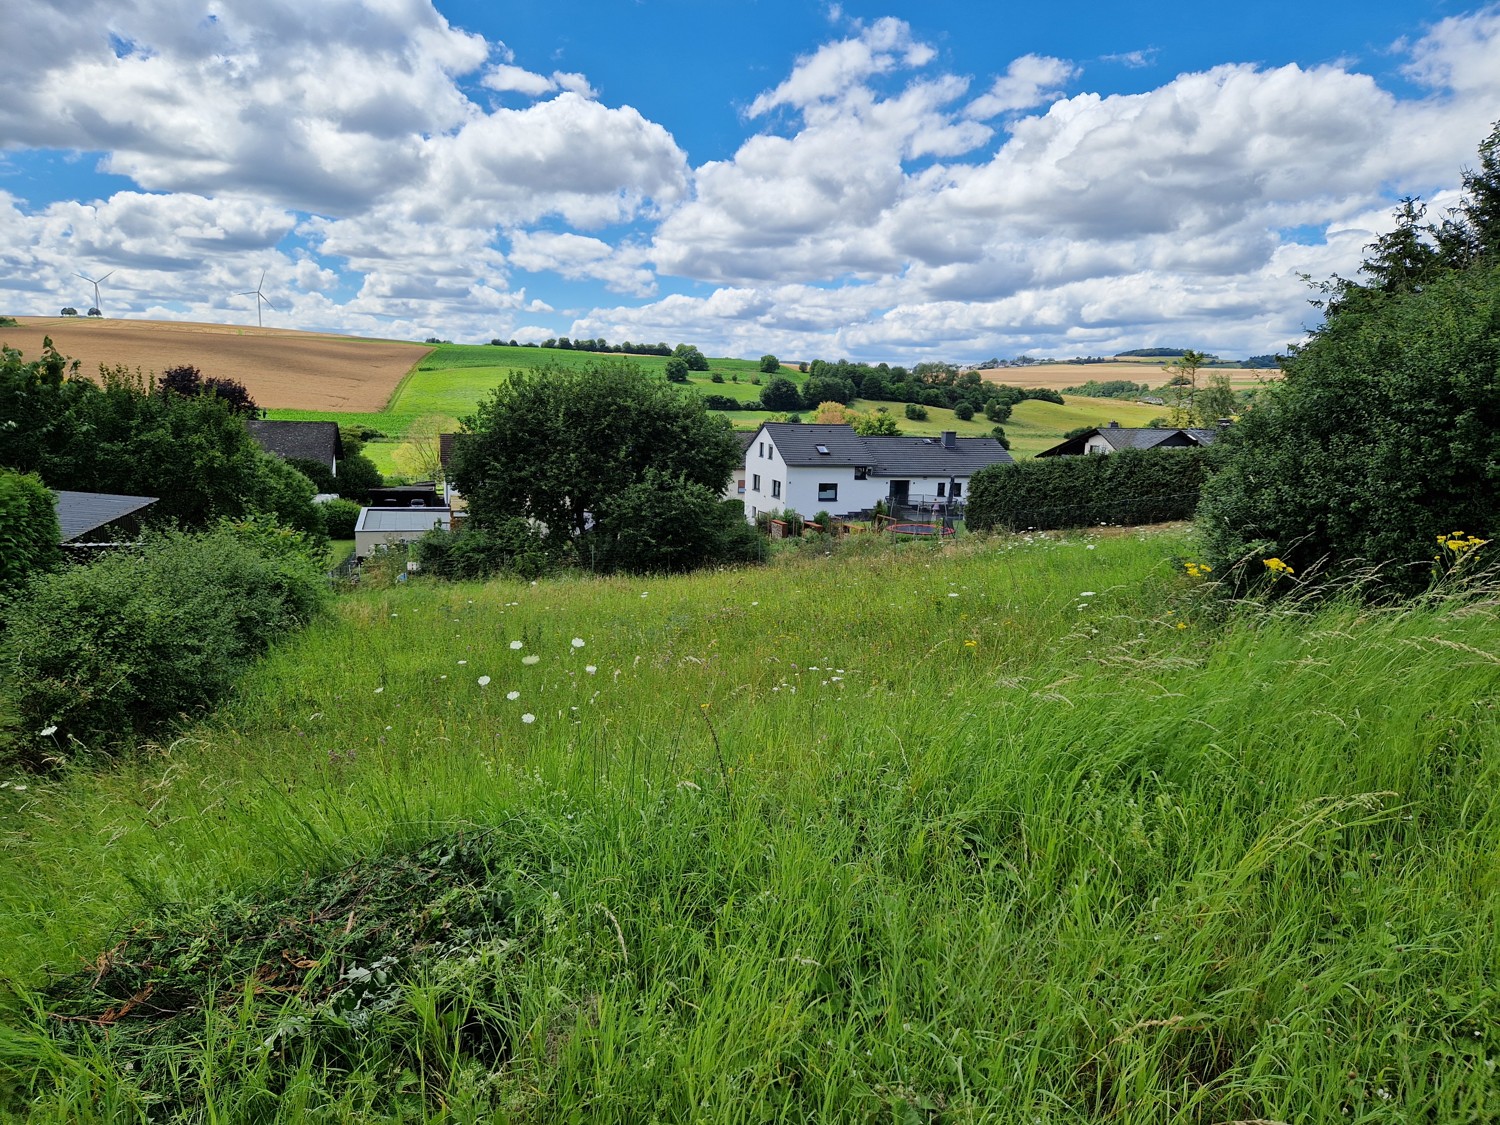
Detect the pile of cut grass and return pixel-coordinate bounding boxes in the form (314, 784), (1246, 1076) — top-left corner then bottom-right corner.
(2, 529), (1496, 1122)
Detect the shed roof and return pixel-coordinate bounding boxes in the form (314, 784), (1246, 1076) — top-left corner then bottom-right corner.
(53, 490), (158, 542)
(354, 507), (452, 533)
(1035, 425), (1220, 457)
(245, 420), (343, 466)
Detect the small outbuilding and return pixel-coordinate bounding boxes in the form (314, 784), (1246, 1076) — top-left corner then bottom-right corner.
(245, 419), (344, 475)
(1035, 420), (1220, 458)
(353, 506), (452, 559)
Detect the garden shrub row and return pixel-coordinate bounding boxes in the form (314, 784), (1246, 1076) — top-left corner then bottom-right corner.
(0, 470), (61, 596)
(967, 446), (1210, 532)
(2, 522), (330, 763)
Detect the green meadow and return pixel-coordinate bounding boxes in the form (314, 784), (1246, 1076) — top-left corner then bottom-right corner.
(266, 344), (1170, 475)
(2, 529), (1496, 1122)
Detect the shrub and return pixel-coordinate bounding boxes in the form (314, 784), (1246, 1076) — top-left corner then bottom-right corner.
(320, 497), (363, 540)
(665, 357), (690, 383)
(967, 447), (1209, 532)
(759, 377), (802, 412)
(985, 400), (1012, 423)
(589, 470), (765, 573)
(3, 525), (329, 760)
(811, 510), (835, 533)
(413, 519), (557, 581)
(1197, 265), (1500, 594)
(0, 470), (61, 595)
(759, 354), (780, 373)
(954, 401), (975, 421)
(701, 394), (742, 411)
(1024, 388), (1065, 405)
(905, 403), (928, 421)
(710, 373), (724, 383)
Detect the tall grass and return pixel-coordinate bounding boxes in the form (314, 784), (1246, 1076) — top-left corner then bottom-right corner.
(2, 529), (1496, 1121)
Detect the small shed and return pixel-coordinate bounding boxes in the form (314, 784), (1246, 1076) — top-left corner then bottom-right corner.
(354, 506), (452, 558)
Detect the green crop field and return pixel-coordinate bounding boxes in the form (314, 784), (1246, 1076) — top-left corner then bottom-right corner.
(264, 341), (1172, 470)
(2, 529), (1497, 1122)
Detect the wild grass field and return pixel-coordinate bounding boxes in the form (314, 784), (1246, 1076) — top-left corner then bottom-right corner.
(2, 529), (1496, 1123)
(265, 342), (1173, 473)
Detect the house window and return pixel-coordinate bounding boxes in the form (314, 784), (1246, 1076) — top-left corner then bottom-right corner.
(952, 482), (962, 497)
(854, 466), (868, 480)
(818, 483), (838, 502)
(937, 482), (946, 497)
(772, 480), (782, 499)
(737, 478), (746, 495)
(752, 474), (761, 491)
(759, 442), (764, 458)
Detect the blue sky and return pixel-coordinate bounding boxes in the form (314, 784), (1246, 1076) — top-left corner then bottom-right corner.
(3, 1), (1498, 362)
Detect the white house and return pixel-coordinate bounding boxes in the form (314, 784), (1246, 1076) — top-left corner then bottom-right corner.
(1036, 420), (1221, 457)
(741, 423), (1014, 522)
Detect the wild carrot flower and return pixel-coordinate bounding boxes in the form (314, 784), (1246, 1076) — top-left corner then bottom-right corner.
(510, 641), (524, 650)
(571, 637), (586, 648)
(507, 691), (519, 700)
(478, 676), (491, 687)
(522, 654), (540, 665)
(522, 713), (536, 724)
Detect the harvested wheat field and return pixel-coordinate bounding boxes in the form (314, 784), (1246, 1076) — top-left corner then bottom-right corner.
(978, 359), (1275, 391)
(2, 318), (431, 411)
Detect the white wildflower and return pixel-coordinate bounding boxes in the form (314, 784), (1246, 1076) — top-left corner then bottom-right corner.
(478, 676), (491, 687)
(571, 637), (585, 648)
(522, 713), (536, 724)
(585, 665), (597, 674)
(522, 654), (540, 665)
(39, 725), (58, 737)
(509, 641), (523, 650)
(506, 691), (520, 701)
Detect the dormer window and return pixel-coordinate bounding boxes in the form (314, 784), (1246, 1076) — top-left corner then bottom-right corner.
(815, 444), (830, 455)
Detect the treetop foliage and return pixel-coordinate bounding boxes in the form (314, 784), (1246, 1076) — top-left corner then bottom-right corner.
(450, 359), (745, 573)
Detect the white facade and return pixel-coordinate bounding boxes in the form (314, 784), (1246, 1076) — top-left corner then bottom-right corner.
(741, 430), (981, 520)
(354, 506), (452, 558)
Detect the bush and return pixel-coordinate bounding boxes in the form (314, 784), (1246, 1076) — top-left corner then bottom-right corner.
(1197, 264), (1500, 594)
(954, 402), (975, 421)
(759, 354), (779, 373)
(905, 403), (928, 421)
(320, 497), (362, 540)
(413, 519), (557, 581)
(589, 470), (765, 574)
(967, 447), (1209, 532)
(0, 470), (61, 596)
(701, 394), (743, 411)
(759, 377), (802, 412)
(1025, 388), (1065, 405)
(710, 373), (724, 383)
(985, 400), (1012, 423)
(665, 357), (690, 383)
(3, 525), (329, 760)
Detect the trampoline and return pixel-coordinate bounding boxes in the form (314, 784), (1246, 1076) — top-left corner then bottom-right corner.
(886, 522), (954, 537)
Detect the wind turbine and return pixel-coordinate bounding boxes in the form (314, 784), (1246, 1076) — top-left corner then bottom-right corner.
(76, 270), (114, 315)
(238, 270), (275, 328)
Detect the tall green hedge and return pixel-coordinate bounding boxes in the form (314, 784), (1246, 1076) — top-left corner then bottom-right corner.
(0, 470), (61, 594)
(966, 447), (1210, 532)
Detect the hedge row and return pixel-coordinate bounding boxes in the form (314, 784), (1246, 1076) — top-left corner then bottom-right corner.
(966, 446), (1210, 532)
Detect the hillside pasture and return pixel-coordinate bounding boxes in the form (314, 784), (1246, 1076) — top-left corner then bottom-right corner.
(2, 317), (429, 411)
(2, 530), (1496, 1121)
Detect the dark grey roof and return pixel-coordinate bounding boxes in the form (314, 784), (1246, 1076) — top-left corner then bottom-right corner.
(54, 490), (158, 542)
(356, 507), (451, 533)
(756, 423), (1014, 476)
(757, 423), (873, 467)
(245, 420), (343, 467)
(735, 431), (756, 452)
(1036, 426), (1218, 457)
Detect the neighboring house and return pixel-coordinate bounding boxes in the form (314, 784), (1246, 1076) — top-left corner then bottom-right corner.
(1035, 420), (1220, 458)
(353, 506), (453, 558)
(437, 433), (468, 510)
(724, 431), (756, 502)
(244, 419), (344, 476)
(53, 490), (158, 545)
(368, 484), (443, 507)
(742, 423), (1014, 522)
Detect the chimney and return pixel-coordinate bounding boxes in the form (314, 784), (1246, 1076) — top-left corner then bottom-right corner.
(941, 430), (957, 449)
(1108, 420), (1120, 428)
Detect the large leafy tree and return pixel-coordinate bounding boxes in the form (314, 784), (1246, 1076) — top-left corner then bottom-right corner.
(1197, 124), (1500, 594)
(450, 359), (743, 566)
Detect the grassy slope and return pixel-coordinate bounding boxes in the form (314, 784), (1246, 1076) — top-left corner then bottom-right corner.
(2, 530), (1496, 1122)
(265, 342), (1169, 468)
